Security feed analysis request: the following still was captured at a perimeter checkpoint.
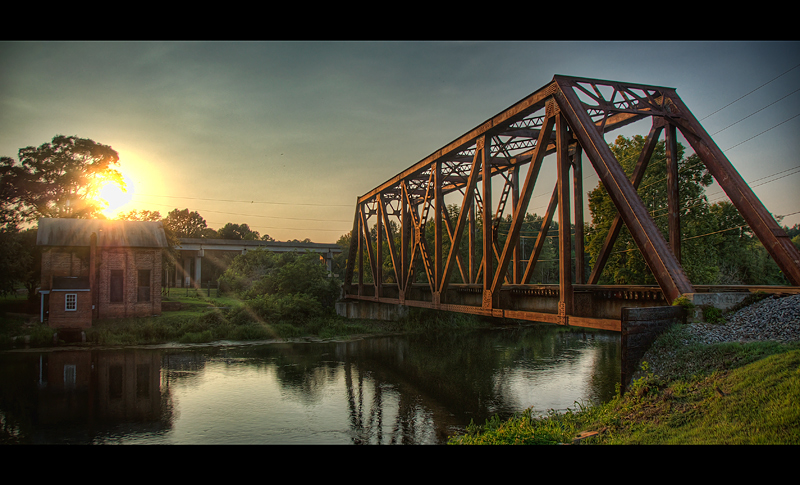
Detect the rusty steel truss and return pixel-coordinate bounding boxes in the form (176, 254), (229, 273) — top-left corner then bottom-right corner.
(342, 75), (800, 330)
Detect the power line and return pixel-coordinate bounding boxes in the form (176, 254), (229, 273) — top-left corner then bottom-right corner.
(711, 86), (800, 136)
(723, 112), (800, 152)
(700, 63), (800, 121)
(135, 200), (351, 224)
(135, 193), (352, 208)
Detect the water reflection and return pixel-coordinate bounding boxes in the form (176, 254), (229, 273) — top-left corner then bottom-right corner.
(0, 325), (619, 444)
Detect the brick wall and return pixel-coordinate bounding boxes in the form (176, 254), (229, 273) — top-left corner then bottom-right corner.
(97, 247), (162, 318)
(40, 247), (91, 287)
(41, 246), (163, 325)
(48, 290), (92, 329)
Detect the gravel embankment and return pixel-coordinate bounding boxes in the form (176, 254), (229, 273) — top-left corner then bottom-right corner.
(633, 293), (800, 382)
(684, 293), (800, 345)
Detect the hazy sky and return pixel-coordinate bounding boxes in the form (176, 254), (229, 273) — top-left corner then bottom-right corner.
(2, 41), (799, 242)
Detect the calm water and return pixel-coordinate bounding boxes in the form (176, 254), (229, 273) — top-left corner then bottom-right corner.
(0, 325), (620, 444)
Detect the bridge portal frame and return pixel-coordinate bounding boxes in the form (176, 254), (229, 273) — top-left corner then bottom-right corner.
(341, 75), (800, 331)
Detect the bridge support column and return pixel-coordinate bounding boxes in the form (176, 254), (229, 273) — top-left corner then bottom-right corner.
(194, 254), (202, 288)
(621, 305), (684, 393)
(335, 299), (409, 321)
(680, 292), (751, 323)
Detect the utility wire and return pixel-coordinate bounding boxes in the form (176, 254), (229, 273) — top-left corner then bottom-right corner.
(135, 193), (352, 207)
(700, 63), (800, 121)
(711, 86), (800, 136)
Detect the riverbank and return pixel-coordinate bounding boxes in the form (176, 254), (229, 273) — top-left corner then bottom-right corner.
(0, 291), (488, 350)
(448, 293), (800, 445)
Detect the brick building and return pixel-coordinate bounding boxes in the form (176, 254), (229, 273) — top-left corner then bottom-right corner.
(37, 218), (169, 329)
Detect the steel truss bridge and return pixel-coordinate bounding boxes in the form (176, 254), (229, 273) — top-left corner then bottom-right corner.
(340, 75), (800, 332)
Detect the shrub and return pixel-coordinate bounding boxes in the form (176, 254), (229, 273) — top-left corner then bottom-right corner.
(217, 249), (341, 324)
(248, 292), (324, 324)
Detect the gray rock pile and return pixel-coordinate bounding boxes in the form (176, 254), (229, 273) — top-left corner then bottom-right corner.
(686, 294), (800, 344)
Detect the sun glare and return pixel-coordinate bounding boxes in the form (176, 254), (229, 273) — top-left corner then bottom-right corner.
(97, 149), (168, 219)
(99, 173), (135, 218)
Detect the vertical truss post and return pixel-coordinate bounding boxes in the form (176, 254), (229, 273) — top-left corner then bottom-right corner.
(358, 206), (364, 296)
(376, 199), (383, 299)
(573, 145), (585, 284)
(511, 166), (521, 284)
(434, 160), (443, 303)
(665, 122), (681, 262)
(556, 112), (574, 322)
(400, 182), (409, 301)
(480, 136), (494, 309)
(469, 200), (476, 284)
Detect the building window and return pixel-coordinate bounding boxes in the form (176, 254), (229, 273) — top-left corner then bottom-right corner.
(138, 269), (151, 302)
(65, 293), (77, 311)
(110, 270), (123, 303)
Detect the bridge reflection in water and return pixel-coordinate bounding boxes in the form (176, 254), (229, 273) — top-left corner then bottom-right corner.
(0, 327), (620, 444)
(340, 76), (800, 331)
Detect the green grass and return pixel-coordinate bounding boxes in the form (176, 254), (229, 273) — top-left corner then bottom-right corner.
(448, 324), (800, 445)
(2, 288), (488, 349)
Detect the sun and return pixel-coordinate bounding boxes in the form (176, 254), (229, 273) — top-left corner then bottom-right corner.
(98, 172), (135, 218)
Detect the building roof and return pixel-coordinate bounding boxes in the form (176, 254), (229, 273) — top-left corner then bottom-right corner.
(52, 276), (90, 290)
(36, 218), (169, 248)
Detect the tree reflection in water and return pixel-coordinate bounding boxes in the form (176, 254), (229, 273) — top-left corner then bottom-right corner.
(0, 325), (619, 444)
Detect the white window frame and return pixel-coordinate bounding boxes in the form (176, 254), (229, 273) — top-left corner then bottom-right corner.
(65, 293), (77, 311)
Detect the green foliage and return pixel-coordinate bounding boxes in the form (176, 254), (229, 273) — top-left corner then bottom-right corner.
(587, 135), (714, 285)
(162, 208), (208, 239)
(448, 408), (572, 445)
(0, 135), (122, 224)
(0, 227), (40, 306)
(217, 222), (262, 240)
(218, 249), (340, 324)
(702, 306), (725, 324)
(672, 296), (695, 311)
(584, 134), (786, 286)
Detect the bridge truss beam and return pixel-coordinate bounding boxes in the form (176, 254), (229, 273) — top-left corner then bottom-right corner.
(342, 75), (800, 330)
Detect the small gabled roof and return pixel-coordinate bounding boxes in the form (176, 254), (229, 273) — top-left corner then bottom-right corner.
(36, 218), (169, 248)
(52, 276), (90, 290)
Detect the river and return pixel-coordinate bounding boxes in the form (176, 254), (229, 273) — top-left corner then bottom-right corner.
(0, 324), (620, 444)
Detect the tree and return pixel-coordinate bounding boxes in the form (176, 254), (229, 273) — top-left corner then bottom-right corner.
(218, 249), (340, 322)
(0, 135), (123, 224)
(117, 209), (162, 222)
(217, 222), (260, 240)
(162, 208), (208, 238)
(586, 134), (714, 285)
(0, 227), (41, 308)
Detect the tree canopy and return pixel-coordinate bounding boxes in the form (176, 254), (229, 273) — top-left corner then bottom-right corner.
(586, 134), (786, 285)
(217, 222), (262, 241)
(162, 208), (208, 238)
(0, 135), (123, 225)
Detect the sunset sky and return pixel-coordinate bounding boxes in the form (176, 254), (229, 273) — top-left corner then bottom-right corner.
(2, 41), (799, 243)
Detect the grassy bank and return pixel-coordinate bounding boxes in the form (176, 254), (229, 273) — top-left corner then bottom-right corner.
(448, 323), (800, 445)
(0, 290), (486, 349)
